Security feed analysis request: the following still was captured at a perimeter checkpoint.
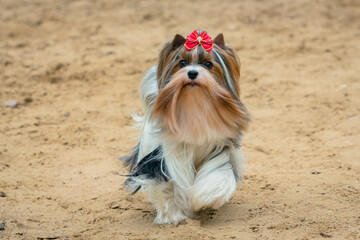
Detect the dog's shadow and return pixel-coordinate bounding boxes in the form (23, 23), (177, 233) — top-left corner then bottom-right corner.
(197, 208), (221, 226)
(198, 208), (218, 222)
(187, 203), (249, 227)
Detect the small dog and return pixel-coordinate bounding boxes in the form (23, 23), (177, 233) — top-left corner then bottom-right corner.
(123, 30), (250, 225)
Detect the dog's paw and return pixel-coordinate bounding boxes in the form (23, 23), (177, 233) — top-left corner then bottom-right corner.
(153, 212), (188, 226)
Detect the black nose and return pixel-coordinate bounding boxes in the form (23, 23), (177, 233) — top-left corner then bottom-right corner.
(187, 70), (198, 80)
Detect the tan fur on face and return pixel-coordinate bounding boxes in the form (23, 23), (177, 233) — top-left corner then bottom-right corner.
(154, 44), (249, 144)
(154, 68), (248, 144)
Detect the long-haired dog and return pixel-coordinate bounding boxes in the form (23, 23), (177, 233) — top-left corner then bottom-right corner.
(123, 30), (250, 225)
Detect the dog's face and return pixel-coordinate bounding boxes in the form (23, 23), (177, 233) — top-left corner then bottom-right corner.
(154, 31), (249, 145)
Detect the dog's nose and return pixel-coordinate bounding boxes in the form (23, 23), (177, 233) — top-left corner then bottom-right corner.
(187, 70), (198, 80)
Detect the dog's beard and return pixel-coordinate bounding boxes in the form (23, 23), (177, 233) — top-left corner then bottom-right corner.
(154, 68), (248, 145)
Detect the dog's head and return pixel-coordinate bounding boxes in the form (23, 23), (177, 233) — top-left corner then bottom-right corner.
(153, 30), (249, 145)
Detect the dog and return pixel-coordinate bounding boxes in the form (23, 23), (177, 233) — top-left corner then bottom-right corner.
(123, 30), (250, 225)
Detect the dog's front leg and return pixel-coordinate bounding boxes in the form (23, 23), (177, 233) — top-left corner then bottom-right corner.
(190, 150), (237, 211)
(146, 182), (189, 225)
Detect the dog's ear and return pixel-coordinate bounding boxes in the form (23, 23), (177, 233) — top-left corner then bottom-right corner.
(157, 34), (185, 83)
(171, 34), (186, 49)
(213, 33), (225, 49)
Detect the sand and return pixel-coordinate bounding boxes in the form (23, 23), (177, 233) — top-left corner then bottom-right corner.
(0, 0), (359, 239)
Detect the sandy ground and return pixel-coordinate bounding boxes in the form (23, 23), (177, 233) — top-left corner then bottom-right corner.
(0, 0), (359, 239)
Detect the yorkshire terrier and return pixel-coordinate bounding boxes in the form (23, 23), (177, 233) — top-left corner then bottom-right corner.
(123, 30), (250, 225)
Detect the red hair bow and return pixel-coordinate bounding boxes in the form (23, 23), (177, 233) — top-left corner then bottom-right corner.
(185, 30), (213, 52)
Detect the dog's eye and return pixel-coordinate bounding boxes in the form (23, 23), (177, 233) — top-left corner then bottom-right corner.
(204, 62), (213, 69)
(179, 60), (187, 68)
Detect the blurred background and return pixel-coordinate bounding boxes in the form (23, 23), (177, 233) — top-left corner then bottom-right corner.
(0, 0), (359, 239)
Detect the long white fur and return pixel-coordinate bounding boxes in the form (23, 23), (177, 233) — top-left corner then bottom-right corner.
(130, 66), (246, 225)
(190, 149), (237, 211)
